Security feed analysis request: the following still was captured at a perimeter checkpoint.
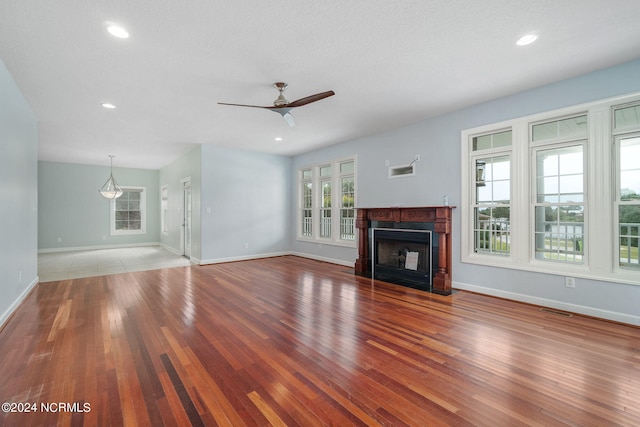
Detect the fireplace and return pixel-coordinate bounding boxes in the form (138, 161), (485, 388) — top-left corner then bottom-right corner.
(355, 206), (455, 295)
(373, 228), (432, 291)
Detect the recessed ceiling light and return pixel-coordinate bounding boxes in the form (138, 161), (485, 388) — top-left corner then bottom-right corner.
(102, 103), (116, 109)
(516, 33), (538, 46)
(274, 137), (283, 141)
(107, 25), (129, 39)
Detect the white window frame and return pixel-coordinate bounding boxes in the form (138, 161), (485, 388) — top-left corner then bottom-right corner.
(297, 156), (357, 247)
(110, 186), (147, 236)
(469, 129), (512, 257)
(461, 91), (640, 285)
(612, 101), (640, 274)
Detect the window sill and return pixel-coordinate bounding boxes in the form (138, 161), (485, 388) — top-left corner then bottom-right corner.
(462, 254), (640, 286)
(110, 230), (146, 236)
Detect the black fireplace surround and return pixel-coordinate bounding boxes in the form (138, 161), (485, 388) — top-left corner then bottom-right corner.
(372, 228), (432, 291)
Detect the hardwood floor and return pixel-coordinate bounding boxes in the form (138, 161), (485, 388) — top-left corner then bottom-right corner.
(1, 256), (638, 426)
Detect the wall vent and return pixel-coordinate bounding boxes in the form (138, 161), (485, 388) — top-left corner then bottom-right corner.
(539, 307), (573, 317)
(388, 164), (415, 178)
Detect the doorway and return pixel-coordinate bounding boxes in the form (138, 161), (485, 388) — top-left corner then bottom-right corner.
(181, 178), (192, 259)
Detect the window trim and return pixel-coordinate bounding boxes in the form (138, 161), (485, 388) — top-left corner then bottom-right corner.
(110, 186), (147, 236)
(297, 156), (357, 248)
(613, 130), (640, 273)
(461, 91), (640, 285)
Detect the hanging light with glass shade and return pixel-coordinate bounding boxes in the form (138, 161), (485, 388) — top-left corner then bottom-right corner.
(99, 155), (124, 199)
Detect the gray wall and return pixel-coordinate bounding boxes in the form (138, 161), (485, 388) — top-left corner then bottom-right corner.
(38, 161), (160, 250)
(291, 59), (640, 325)
(158, 146), (202, 259)
(199, 145), (291, 263)
(0, 58), (38, 325)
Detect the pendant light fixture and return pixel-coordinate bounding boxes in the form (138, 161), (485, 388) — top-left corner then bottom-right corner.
(99, 155), (124, 199)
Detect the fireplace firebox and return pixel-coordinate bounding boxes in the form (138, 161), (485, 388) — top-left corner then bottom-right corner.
(373, 228), (432, 291)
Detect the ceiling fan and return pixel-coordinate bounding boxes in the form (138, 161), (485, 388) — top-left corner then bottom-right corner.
(218, 82), (335, 127)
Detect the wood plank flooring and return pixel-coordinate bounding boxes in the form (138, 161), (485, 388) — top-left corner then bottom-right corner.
(1, 255), (638, 426)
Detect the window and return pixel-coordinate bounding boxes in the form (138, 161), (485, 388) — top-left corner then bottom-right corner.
(532, 115), (587, 264)
(110, 187), (146, 235)
(470, 130), (512, 256)
(301, 169), (312, 237)
(320, 165), (332, 238)
(161, 185), (168, 236)
(298, 157), (356, 246)
(613, 102), (640, 270)
(340, 160), (355, 241)
(461, 92), (640, 284)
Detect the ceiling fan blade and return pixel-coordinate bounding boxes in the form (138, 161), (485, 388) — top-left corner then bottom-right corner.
(287, 90), (335, 108)
(217, 102), (267, 109)
(282, 112), (295, 127)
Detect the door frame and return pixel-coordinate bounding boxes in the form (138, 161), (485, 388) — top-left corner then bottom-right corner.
(180, 177), (192, 258)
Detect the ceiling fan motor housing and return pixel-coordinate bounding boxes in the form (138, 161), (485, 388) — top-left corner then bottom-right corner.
(273, 82), (289, 106)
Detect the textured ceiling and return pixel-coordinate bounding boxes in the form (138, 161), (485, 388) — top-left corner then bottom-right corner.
(1, 1), (640, 169)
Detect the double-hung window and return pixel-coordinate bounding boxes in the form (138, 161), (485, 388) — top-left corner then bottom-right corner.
(531, 115), (587, 263)
(340, 161), (356, 241)
(110, 186), (146, 235)
(301, 169), (313, 237)
(298, 157), (356, 246)
(319, 166), (332, 238)
(470, 130), (512, 256)
(613, 103), (640, 270)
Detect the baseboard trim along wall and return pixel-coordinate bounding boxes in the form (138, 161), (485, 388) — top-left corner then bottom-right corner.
(38, 242), (161, 254)
(160, 243), (182, 256)
(453, 280), (640, 327)
(198, 251), (355, 268)
(288, 251), (355, 268)
(198, 251), (290, 265)
(0, 276), (39, 330)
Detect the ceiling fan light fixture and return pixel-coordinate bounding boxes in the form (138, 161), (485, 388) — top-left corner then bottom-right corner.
(107, 25), (129, 39)
(516, 33), (538, 46)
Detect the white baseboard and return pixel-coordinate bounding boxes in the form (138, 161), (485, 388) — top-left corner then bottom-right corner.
(289, 251), (355, 267)
(454, 280), (640, 327)
(160, 243), (182, 256)
(198, 251), (290, 265)
(38, 242), (161, 254)
(198, 251), (355, 268)
(0, 276), (39, 330)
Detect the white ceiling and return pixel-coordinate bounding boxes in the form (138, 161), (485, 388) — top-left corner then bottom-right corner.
(1, 1), (640, 170)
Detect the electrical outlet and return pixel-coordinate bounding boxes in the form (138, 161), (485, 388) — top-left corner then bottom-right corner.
(244, 243), (249, 249)
(565, 277), (576, 288)
(57, 237), (62, 243)
(103, 235), (107, 240)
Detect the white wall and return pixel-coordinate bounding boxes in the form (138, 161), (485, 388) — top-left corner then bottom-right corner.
(0, 58), (38, 326)
(199, 145), (291, 263)
(291, 59), (640, 325)
(38, 161), (160, 251)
